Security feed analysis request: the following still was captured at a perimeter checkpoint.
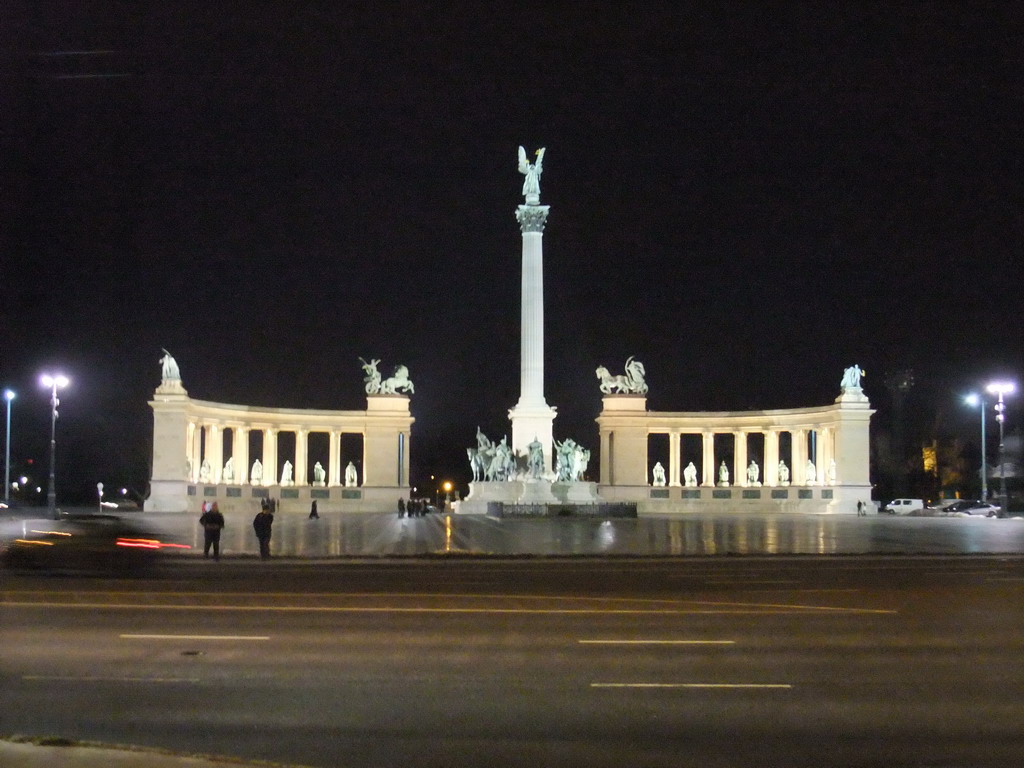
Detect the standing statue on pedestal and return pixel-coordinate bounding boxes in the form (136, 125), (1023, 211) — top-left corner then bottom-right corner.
(222, 456), (235, 484)
(345, 461), (358, 487)
(778, 460), (790, 485)
(313, 461), (326, 486)
(199, 459), (211, 483)
(718, 461), (730, 487)
(250, 459), (263, 485)
(805, 460), (817, 485)
(828, 458), (837, 485)
(747, 460), (761, 486)
(596, 356), (649, 395)
(526, 437), (545, 480)
(840, 364), (865, 390)
(683, 461), (698, 487)
(280, 460), (293, 486)
(159, 349), (181, 382)
(651, 462), (667, 487)
(518, 146), (545, 205)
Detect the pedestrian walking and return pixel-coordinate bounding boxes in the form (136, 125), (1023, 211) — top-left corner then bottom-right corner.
(253, 506), (274, 560)
(309, 499), (319, 519)
(199, 501), (225, 560)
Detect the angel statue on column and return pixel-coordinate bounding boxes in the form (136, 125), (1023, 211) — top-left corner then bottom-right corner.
(518, 146), (545, 205)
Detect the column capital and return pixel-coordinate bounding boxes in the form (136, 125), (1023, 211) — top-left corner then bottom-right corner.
(516, 204), (550, 233)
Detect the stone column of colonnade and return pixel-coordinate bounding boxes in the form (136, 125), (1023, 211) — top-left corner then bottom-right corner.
(294, 429), (308, 486)
(232, 427), (248, 484)
(733, 431), (747, 487)
(328, 431), (341, 486)
(764, 430), (780, 486)
(668, 431), (681, 487)
(701, 431), (715, 486)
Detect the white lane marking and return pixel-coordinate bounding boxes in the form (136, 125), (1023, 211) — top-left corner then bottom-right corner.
(23, 675), (199, 683)
(705, 580), (800, 584)
(591, 683), (791, 689)
(2, 602), (895, 614)
(578, 640), (735, 645)
(120, 634), (269, 640)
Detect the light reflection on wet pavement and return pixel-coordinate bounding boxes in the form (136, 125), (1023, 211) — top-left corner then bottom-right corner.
(135, 511), (1024, 558)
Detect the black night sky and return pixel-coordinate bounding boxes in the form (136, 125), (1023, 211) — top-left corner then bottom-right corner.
(1, 2), (1021, 503)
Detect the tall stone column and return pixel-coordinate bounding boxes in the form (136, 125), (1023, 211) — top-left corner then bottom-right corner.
(793, 429), (807, 485)
(508, 201), (556, 469)
(234, 428), (248, 485)
(263, 428), (278, 486)
(701, 431), (715, 486)
(208, 425), (223, 484)
(295, 429), (308, 486)
(733, 431), (747, 487)
(669, 431), (681, 487)
(764, 430), (779, 486)
(329, 431), (341, 486)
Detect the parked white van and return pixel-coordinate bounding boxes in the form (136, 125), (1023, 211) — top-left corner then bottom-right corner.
(881, 498), (924, 515)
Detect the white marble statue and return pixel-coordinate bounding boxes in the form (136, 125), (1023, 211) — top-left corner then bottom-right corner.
(159, 349), (181, 381)
(380, 364), (414, 395)
(595, 356), (649, 395)
(313, 461), (326, 486)
(841, 364), (865, 389)
(805, 459), (817, 485)
(345, 461), (358, 487)
(526, 437), (545, 480)
(281, 459), (293, 486)
(199, 458), (211, 483)
(518, 146), (545, 205)
(651, 461), (667, 487)
(683, 461), (698, 487)
(778, 460), (790, 485)
(718, 460), (730, 487)
(828, 458), (837, 485)
(250, 458), (263, 485)
(222, 456), (235, 484)
(360, 358), (383, 394)
(747, 460), (761, 487)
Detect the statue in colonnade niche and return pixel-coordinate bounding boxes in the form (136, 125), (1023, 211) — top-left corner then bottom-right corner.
(222, 456), (235, 484)
(683, 461), (698, 487)
(840, 364), (865, 390)
(828, 459), (837, 485)
(250, 459), (263, 485)
(199, 459), (211, 483)
(718, 461), (730, 487)
(805, 460), (817, 485)
(595, 356), (649, 395)
(747, 460), (761, 486)
(778, 460), (790, 485)
(280, 460), (293, 486)
(313, 461), (326, 486)
(345, 461), (358, 487)
(651, 462), (666, 487)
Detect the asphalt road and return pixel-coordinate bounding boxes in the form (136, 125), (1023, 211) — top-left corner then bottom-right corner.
(2, 557), (1023, 767)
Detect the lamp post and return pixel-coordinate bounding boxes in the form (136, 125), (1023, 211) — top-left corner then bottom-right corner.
(964, 393), (988, 501)
(40, 374), (69, 519)
(3, 389), (14, 505)
(985, 381), (1015, 517)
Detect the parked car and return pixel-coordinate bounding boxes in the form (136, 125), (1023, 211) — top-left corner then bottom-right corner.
(881, 498), (925, 515)
(0, 514), (189, 573)
(943, 500), (1000, 517)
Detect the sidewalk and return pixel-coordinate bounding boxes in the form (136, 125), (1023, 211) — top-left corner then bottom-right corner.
(0, 737), (312, 767)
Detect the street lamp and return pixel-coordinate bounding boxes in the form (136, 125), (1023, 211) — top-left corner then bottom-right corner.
(964, 393), (988, 501)
(3, 389), (14, 505)
(985, 381), (1015, 517)
(40, 373), (69, 519)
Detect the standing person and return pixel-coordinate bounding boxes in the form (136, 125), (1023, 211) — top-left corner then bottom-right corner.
(253, 506), (274, 560)
(199, 501), (225, 560)
(309, 499), (319, 520)
(398, 497), (406, 518)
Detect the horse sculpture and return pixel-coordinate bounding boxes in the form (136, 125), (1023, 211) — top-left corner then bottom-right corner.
(380, 364), (414, 394)
(595, 355), (648, 395)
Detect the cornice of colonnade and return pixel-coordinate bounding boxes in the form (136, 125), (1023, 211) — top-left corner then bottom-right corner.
(596, 398), (874, 431)
(159, 395), (414, 430)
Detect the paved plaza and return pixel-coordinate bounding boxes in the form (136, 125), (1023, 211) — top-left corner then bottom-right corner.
(7, 509), (1019, 558)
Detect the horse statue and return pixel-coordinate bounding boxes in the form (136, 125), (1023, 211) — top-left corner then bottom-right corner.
(359, 358), (382, 394)
(596, 355), (648, 395)
(380, 364), (414, 395)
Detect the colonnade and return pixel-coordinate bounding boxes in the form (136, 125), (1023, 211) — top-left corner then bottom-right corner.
(186, 423), (367, 487)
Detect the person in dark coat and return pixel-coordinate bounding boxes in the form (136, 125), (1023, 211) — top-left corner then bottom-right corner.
(309, 499), (319, 519)
(398, 497), (406, 518)
(253, 507), (274, 560)
(199, 502), (225, 560)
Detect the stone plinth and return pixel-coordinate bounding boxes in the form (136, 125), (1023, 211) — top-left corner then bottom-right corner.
(552, 481), (601, 503)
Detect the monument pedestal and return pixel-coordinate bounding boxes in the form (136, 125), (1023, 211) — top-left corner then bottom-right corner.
(553, 481), (601, 504)
(519, 479), (559, 504)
